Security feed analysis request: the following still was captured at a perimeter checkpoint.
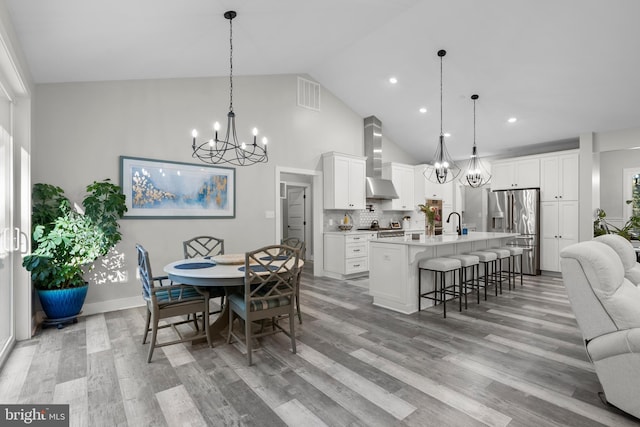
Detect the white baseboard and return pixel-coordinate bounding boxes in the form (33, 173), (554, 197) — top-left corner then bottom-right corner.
(80, 296), (144, 317)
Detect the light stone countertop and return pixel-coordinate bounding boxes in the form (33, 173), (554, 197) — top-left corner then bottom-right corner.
(370, 231), (519, 246)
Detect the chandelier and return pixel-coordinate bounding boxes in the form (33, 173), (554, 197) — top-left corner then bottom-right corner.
(460, 94), (491, 187)
(191, 11), (268, 166)
(424, 49), (460, 184)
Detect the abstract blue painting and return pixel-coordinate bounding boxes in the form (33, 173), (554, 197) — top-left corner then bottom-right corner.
(120, 156), (235, 218)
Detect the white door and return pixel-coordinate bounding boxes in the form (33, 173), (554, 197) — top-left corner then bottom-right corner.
(0, 122), (14, 364)
(286, 187), (306, 249)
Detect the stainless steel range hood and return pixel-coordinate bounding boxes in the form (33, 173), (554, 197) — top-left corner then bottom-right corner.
(364, 116), (399, 199)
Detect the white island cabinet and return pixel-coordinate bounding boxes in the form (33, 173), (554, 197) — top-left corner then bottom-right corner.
(369, 232), (518, 314)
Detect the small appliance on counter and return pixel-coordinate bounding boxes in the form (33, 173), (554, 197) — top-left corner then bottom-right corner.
(338, 212), (353, 231)
(390, 220), (401, 229)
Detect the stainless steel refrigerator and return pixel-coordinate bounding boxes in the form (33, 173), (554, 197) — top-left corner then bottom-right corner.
(488, 189), (540, 275)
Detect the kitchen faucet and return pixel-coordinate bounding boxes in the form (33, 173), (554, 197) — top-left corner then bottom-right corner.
(447, 211), (462, 235)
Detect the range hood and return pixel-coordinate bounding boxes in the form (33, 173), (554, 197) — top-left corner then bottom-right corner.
(364, 116), (399, 199)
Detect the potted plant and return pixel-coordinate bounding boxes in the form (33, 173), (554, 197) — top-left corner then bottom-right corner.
(22, 179), (127, 322)
(593, 205), (640, 240)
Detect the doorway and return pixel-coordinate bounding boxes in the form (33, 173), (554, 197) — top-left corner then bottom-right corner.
(623, 167), (640, 228)
(275, 166), (323, 276)
(282, 183), (311, 259)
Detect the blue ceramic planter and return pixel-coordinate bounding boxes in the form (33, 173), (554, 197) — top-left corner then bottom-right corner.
(37, 284), (88, 320)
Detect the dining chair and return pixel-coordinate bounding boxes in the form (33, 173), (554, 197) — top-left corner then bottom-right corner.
(137, 244), (211, 363)
(281, 237), (305, 324)
(183, 236), (225, 259)
(183, 235), (227, 319)
(227, 244), (300, 365)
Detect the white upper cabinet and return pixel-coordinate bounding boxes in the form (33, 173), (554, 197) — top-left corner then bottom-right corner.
(323, 152), (366, 210)
(414, 164), (453, 203)
(540, 151), (579, 202)
(490, 157), (540, 190)
(382, 162), (414, 211)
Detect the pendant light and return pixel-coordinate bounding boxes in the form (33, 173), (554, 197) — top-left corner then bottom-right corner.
(460, 94), (491, 187)
(424, 49), (460, 184)
(191, 11), (268, 166)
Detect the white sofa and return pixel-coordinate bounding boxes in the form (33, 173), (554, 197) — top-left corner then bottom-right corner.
(560, 240), (640, 418)
(595, 234), (640, 285)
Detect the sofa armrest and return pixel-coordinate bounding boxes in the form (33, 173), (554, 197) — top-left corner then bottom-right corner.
(588, 328), (640, 362)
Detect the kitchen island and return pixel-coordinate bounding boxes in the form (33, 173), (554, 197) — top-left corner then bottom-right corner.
(369, 232), (518, 314)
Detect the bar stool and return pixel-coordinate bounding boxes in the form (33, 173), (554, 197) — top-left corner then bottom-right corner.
(418, 257), (462, 318)
(485, 248), (511, 293)
(467, 250), (498, 300)
(447, 254), (480, 307)
(502, 246), (524, 287)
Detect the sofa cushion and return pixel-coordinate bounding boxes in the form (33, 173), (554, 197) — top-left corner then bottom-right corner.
(561, 241), (640, 331)
(595, 234), (640, 285)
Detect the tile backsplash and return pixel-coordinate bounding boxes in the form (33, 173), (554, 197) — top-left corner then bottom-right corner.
(324, 202), (421, 231)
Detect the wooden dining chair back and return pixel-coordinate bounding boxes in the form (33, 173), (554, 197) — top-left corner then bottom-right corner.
(137, 244), (211, 362)
(182, 235), (226, 317)
(281, 237), (305, 324)
(282, 237), (304, 258)
(183, 236), (224, 259)
(227, 244), (300, 365)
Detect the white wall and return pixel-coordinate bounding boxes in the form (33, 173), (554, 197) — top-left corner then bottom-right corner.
(32, 74), (412, 311)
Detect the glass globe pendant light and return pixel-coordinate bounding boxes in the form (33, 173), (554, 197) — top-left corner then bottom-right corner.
(460, 94), (491, 187)
(424, 49), (460, 184)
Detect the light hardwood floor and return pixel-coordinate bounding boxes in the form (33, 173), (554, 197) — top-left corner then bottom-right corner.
(1, 266), (639, 427)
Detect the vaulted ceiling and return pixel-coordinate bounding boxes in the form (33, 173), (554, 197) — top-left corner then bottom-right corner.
(6, 0), (640, 161)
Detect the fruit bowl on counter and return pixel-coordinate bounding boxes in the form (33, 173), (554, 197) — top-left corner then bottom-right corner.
(338, 224), (353, 231)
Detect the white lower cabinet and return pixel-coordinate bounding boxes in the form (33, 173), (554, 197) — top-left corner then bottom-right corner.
(540, 200), (579, 272)
(323, 232), (376, 279)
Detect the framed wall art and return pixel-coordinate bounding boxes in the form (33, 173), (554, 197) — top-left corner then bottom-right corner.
(120, 156), (235, 218)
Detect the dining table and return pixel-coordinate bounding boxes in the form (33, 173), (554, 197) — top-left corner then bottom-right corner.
(163, 253), (304, 339)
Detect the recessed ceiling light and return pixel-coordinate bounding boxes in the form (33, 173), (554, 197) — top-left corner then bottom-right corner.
(508, 117), (517, 123)
(419, 107), (427, 113)
(389, 77), (398, 84)
(444, 132), (451, 138)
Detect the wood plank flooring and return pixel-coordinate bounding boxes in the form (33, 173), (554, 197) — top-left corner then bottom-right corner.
(1, 266), (639, 426)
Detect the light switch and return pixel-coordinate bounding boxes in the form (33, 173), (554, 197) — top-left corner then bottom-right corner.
(265, 210), (275, 219)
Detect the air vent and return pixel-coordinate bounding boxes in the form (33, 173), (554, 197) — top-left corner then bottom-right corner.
(297, 77), (321, 111)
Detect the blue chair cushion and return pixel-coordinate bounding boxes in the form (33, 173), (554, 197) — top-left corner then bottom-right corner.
(155, 286), (201, 303)
(228, 293), (291, 315)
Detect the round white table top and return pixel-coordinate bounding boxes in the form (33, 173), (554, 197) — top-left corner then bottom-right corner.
(163, 255), (304, 287)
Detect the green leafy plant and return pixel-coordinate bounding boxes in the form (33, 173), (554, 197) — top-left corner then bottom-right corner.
(22, 180), (127, 290)
(594, 204), (640, 240)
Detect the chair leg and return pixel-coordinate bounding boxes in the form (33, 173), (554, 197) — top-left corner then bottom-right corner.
(227, 306), (234, 344)
(296, 273), (303, 324)
(147, 316), (159, 363)
(483, 262), (489, 301)
(418, 268), (422, 311)
(519, 255), (523, 286)
(289, 308), (297, 355)
(192, 313), (200, 331)
(442, 272), (447, 318)
(142, 307), (151, 344)
(245, 315), (253, 366)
